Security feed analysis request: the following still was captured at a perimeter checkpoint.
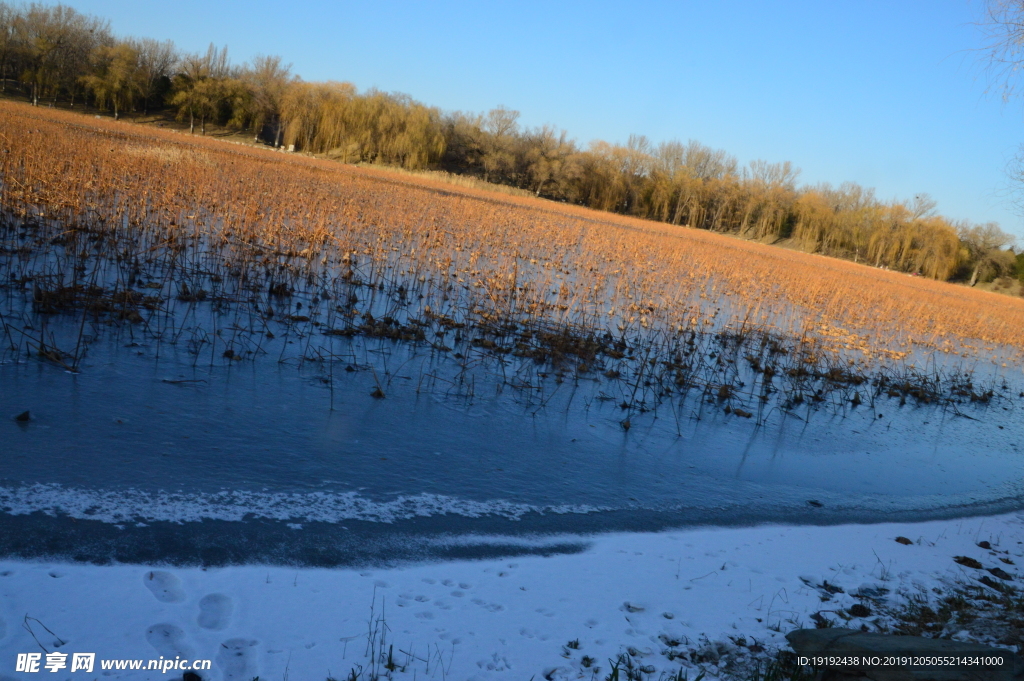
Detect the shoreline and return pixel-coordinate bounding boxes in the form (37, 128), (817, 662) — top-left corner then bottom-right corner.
(1, 513), (1021, 680)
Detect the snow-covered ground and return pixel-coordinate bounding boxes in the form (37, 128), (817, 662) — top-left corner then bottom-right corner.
(2, 513), (1021, 681)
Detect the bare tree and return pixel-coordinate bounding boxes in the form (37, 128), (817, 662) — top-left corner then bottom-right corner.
(14, 4), (109, 106)
(979, 0), (1024, 101)
(242, 54), (292, 146)
(0, 2), (18, 93)
(132, 37), (177, 114)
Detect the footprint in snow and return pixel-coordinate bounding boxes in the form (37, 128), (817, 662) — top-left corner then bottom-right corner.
(144, 570), (185, 603)
(415, 611), (435, 620)
(197, 593), (233, 631)
(47, 570), (64, 579)
(216, 638), (259, 681)
(478, 652), (512, 671)
(146, 623), (195, 659)
(441, 579), (455, 587)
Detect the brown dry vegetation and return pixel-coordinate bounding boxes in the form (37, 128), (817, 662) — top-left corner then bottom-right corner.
(0, 100), (1022, 407)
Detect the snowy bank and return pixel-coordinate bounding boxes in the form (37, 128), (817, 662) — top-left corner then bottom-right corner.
(2, 513), (1022, 681)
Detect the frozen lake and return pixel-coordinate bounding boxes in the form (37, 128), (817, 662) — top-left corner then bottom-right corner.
(2, 329), (1023, 567)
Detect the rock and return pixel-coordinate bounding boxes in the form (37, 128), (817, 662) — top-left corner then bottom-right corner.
(786, 628), (1023, 680)
(988, 567), (1013, 581)
(13, 410), (30, 422)
(895, 537), (914, 545)
(848, 603), (872, 618)
(954, 556), (983, 569)
(977, 541), (992, 550)
(978, 575), (1007, 592)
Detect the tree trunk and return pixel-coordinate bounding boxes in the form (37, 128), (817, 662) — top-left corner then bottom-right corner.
(671, 190), (686, 225)
(189, 112), (194, 135)
(969, 264), (980, 287)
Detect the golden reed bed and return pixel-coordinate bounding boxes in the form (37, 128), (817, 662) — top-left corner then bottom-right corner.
(1, 99), (1022, 371)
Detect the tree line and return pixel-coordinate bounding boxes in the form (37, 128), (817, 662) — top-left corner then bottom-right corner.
(0, 1), (1020, 286)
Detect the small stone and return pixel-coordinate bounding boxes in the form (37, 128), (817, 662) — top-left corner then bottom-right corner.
(848, 603), (871, 618)
(978, 540), (992, 550)
(13, 410), (30, 422)
(895, 536), (913, 545)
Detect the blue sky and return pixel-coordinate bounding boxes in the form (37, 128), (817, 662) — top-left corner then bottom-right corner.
(74, 0), (1024, 237)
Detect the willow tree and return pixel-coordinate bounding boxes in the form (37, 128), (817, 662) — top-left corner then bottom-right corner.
(81, 42), (144, 119)
(280, 81), (356, 154)
(736, 161), (799, 240)
(958, 221), (1016, 284)
(521, 126), (575, 196)
(170, 44), (230, 134)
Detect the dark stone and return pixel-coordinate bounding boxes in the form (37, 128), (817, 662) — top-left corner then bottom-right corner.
(895, 537), (913, 545)
(848, 603), (872, 618)
(786, 628), (1023, 680)
(954, 556), (983, 569)
(13, 410), (30, 422)
(182, 672), (202, 681)
(977, 541), (992, 550)
(988, 567), (1014, 581)
(978, 575), (1007, 592)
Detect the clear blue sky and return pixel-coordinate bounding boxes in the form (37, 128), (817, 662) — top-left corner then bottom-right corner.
(73, 0), (1024, 237)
